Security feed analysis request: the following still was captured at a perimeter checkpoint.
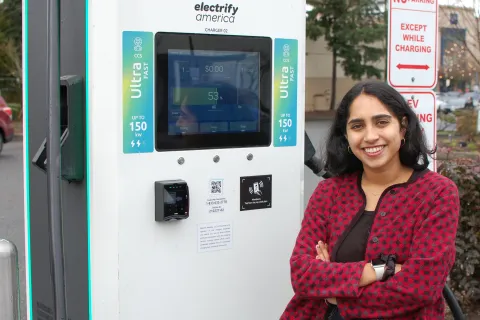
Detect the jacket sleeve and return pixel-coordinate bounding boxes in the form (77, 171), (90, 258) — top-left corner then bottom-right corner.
(338, 180), (460, 318)
(290, 178), (368, 299)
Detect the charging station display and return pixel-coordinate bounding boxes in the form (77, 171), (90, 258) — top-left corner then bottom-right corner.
(166, 49), (261, 136)
(155, 32), (272, 151)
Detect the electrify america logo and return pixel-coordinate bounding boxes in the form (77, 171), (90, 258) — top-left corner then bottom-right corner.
(194, 2), (239, 23)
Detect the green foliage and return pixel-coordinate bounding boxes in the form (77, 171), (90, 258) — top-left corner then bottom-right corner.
(439, 158), (480, 313)
(0, 0), (22, 46)
(455, 110), (478, 137)
(306, 0), (386, 80)
(0, 0), (22, 79)
(440, 113), (456, 125)
(8, 102), (21, 120)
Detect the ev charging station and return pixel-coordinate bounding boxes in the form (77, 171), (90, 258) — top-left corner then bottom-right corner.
(23, 0), (306, 319)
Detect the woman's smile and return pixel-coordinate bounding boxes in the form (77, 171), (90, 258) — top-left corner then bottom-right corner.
(362, 145), (386, 157)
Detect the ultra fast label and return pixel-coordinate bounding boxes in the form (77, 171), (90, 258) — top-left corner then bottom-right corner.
(273, 39), (298, 147)
(122, 31), (154, 154)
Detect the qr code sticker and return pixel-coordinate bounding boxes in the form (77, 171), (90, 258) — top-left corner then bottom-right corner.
(210, 179), (223, 195)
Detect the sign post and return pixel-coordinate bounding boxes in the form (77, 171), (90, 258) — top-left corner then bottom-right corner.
(388, 0), (439, 171)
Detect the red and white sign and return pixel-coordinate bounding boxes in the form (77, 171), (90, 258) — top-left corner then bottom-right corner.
(388, 0), (438, 89)
(399, 91), (437, 171)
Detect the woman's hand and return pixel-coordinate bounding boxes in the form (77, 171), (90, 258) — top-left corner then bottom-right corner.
(315, 241), (337, 304)
(316, 241), (330, 262)
(359, 261), (403, 287)
(395, 264), (402, 274)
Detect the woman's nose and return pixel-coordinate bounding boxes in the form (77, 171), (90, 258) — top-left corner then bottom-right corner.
(363, 126), (379, 142)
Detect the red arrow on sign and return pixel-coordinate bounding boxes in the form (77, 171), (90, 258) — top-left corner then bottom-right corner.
(396, 64), (430, 70)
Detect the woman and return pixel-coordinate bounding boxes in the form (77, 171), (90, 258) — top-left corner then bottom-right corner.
(281, 80), (460, 319)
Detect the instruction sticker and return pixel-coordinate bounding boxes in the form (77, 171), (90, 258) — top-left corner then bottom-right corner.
(240, 175), (272, 211)
(206, 179), (228, 214)
(122, 31), (154, 154)
(273, 38), (298, 147)
(198, 221), (233, 253)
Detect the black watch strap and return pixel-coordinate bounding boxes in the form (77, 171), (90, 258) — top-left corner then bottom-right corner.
(379, 254), (397, 282)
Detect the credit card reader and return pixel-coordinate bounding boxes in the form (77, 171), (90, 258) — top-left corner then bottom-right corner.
(155, 180), (189, 221)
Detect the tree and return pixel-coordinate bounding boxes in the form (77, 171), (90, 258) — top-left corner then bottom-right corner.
(0, 0), (21, 45)
(306, 0), (386, 110)
(0, 0), (22, 82)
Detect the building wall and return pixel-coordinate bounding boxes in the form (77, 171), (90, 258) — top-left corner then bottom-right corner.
(438, 5), (479, 61)
(305, 37), (386, 111)
(437, 5), (479, 86)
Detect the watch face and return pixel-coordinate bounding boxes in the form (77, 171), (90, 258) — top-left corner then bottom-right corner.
(372, 259), (385, 266)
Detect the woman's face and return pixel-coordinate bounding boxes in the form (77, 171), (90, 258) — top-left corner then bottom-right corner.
(345, 93), (405, 171)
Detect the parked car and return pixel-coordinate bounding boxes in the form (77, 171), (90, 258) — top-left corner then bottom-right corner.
(0, 96), (15, 154)
(437, 91), (480, 114)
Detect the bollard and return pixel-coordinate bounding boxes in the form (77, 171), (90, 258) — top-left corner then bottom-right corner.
(0, 239), (20, 320)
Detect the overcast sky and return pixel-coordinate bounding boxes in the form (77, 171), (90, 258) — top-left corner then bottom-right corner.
(440, 0), (477, 7)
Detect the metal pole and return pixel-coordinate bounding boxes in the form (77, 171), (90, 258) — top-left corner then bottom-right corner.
(46, 0), (67, 319)
(0, 239), (20, 320)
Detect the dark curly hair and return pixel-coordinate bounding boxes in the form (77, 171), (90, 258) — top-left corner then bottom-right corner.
(324, 80), (435, 176)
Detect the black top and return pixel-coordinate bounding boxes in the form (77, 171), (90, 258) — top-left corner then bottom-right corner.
(335, 211), (375, 263)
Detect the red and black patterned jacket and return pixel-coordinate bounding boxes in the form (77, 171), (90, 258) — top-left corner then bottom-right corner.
(280, 169), (460, 320)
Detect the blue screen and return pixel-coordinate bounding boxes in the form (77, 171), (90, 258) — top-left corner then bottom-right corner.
(167, 49), (261, 135)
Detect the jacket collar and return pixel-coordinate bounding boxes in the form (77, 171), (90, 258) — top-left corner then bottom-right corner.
(355, 167), (430, 191)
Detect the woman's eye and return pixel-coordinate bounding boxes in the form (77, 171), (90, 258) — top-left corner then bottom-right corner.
(351, 124), (362, 130)
(377, 120), (389, 126)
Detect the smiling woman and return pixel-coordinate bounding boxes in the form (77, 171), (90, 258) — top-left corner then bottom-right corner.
(345, 94), (409, 175)
(280, 80), (460, 320)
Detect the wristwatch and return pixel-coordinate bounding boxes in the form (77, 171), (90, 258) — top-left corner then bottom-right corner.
(371, 259), (386, 281)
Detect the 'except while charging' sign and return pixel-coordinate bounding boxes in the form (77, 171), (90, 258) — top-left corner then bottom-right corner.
(387, 0), (438, 89)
